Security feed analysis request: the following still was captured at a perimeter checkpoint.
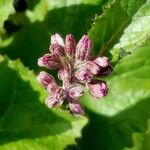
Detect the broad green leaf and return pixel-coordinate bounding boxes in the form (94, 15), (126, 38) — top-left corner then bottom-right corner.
(88, 0), (146, 56)
(78, 40), (150, 150)
(124, 120), (150, 150)
(111, 0), (150, 61)
(0, 0), (106, 71)
(0, 55), (87, 150)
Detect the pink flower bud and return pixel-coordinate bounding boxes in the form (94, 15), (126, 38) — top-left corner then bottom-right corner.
(86, 80), (108, 99)
(38, 53), (62, 69)
(47, 84), (66, 101)
(68, 84), (84, 99)
(47, 83), (58, 94)
(51, 33), (65, 46)
(65, 34), (76, 57)
(58, 64), (72, 81)
(94, 57), (109, 68)
(75, 68), (93, 83)
(49, 43), (65, 56)
(85, 61), (100, 75)
(37, 71), (55, 88)
(58, 64), (73, 88)
(69, 102), (84, 115)
(75, 35), (92, 61)
(45, 96), (58, 108)
(54, 88), (66, 101)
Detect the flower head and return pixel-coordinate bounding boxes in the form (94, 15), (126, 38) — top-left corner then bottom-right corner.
(38, 53), (62, 69)
(68, 84), (84, 99)
(75, 35), (92, 61)
(37, 71), (55, 88)
(37, 33), (113, 115)
(85, 61), (100, 75)
(86, 80), (108, 99)
(94, 56), (109, 68)
(69, 102), (84, 115)
(49, 43), (65, 56)
(45, 96), (58, 108)
(75, 68), (93, 83)
(65, 34), (76, 57)
(51, 33), (65, 46)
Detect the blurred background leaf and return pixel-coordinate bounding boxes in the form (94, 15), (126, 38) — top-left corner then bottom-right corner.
(0, 0), (15, 42)
(124, 120), (150, 150)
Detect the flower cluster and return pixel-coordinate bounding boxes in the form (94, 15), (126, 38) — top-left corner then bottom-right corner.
(37, 33), (112, 115)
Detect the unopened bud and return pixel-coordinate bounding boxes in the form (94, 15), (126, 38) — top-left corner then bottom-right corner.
(69, 102), (84, 115)
(51, 33), (65, 46)
(47, 84), (66, 101)
(37, 71), (55, 87)
(75, 35), (92, 61)
(65, 34), (76, 57)
(49, 43), (65, 56)
(68, 84), (84, 99)
(38, 53), (62, 69)
(75, 68), (93, 83)
(58, 64), (72, 81)
(45, 96), (58, 108)
(94, 57), (109, 68)
(85, 61), (100, 75)
(58, 64), (72, 88)
(86, 80), (108, 99)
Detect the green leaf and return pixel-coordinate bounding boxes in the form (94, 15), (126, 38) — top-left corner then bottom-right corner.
(0, 0), (15, 36)
(0, 0), (15, 29)
(111, 0), (150, 61)
(0, 0), (106, 71)
(124, 120), (150, 150)
(0, 55), (87, 150)
(88, 0), (146, 56)
(79, 40), (150, 150)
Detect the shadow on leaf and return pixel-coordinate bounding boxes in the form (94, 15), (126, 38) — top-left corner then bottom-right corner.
(77, 97), (150, 150)
(0, 58), (72, 145)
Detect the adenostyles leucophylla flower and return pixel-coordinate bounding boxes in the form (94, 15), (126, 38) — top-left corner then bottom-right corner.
(37, 33), (113, 115)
